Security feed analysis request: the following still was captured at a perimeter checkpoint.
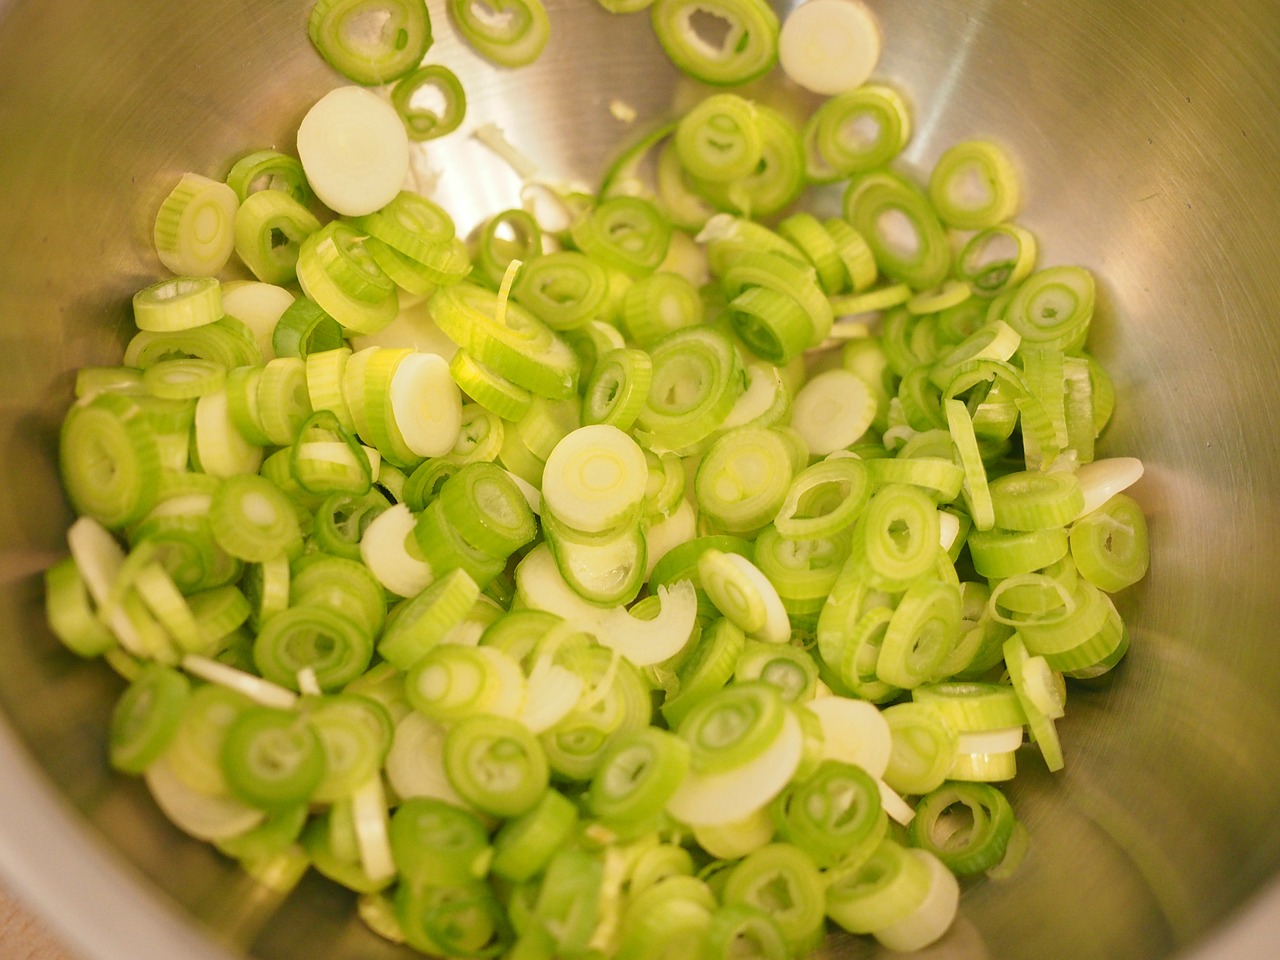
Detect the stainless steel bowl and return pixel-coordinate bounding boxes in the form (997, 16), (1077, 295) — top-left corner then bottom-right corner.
(2, 1), (1279, 958)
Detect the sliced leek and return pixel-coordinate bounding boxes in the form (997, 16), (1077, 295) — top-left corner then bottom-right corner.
(448, 0), (550, 68)
(650, 0), (780, 86)
(308, 0), (433, 86)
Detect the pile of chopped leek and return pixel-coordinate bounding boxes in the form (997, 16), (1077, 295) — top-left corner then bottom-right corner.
(45, 0), (1151, 957)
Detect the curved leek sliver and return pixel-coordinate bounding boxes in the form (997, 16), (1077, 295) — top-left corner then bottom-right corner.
(593, 580), (698, 667)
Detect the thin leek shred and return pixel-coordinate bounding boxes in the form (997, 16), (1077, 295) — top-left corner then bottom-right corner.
(49, 8), (1152, 960)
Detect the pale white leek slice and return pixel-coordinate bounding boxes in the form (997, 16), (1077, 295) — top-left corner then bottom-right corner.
(353, 776), (397, 885)
(357, 893), (407, 945)
(520, 180), (584, 236)
(692, 805), (775, 860)
(807, 695), (892, 778)
(514, 543), (613, 623)
(872, 850), (960, 952)
(609, 99), (638, 124)
(143, 494), (213, 519)
(779, 0), (882, 95)
(519, 661), (584, 734)
(182, 655), (298, 709)
(593, 581), (698, 667)
(699, 551), (790, 644)
(67, 517), (152, 657)
(957, 726), (1025, 756)
(517, 529), (696, 665)
(359, 503), (434, 597)
(1021, 655), (1067, 720)
(720, 361), (787, 430)
(439, 611), (490, 647)
(505, 470), (542, 515)
(389, 351), (463, 458)
(658, 228), (710, 286)
(667, 710), (803, 827)
(878, 779), (917, 826)
(939, 511), (961, 552)
(542, 424), (648, 534)
(67, 516), (124, 611)
(645, 498), (697, 579)
(363, 445), (382, 482)
(474, 646), (527, 718)
(385, 712), (467, 807)
(297, 86), (409, 217)
(790, 369), (875, 455)
(587, 842), (634, 954)
(1074, 457), (1145, 519)
(295, 440), (379, 479)
(134, 564), (202, 653)
(221, 281), (294, 361)
(144, 759), (265, 842)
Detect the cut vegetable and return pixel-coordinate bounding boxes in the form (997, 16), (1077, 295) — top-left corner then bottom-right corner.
(779, 0), (881, 96)
(297, 86), (410, 217)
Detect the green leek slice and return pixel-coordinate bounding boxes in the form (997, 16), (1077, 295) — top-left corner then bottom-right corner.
(445, 715), (549, 817)
(803, 84), (911, 181)
(153, 173), (239, 277)
(675, 93), (762, 182)
(907, 781), (1014, 875)
(634, 326), (743, 453)
(431, 282), (579, 400)
(844, 170), (951, 292)
(928, 140), (1021, 231)
(391, 65), (467, 141)
(60, 393), (161, 529)
(448, 0), (550, 67)
(225, 150), (313, 206)
(650, 0), (779, 86)
(308, 0), (433, 86)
